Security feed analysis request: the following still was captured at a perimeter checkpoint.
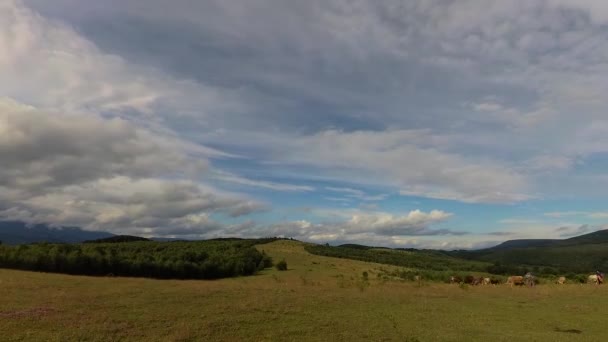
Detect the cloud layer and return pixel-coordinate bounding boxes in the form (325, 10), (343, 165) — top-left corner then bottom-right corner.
(2, 0), (608, 246)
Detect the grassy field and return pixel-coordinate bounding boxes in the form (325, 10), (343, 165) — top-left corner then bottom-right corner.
(1, 240), (607, 341)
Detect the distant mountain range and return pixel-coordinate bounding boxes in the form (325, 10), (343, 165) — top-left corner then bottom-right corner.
(448, 229), (608, 273)
(0, 221), (114, 245)
(486, 229), (608, 250)
(0, 221), (191, 245)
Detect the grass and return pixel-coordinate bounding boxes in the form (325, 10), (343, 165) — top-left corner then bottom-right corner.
(1, 240), (606, 341)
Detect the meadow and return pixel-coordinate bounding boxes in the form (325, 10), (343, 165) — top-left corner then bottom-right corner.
(1, 240), (606, 341)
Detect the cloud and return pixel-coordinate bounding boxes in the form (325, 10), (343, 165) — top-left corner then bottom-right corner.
(303, 130), (530, 203)
(325, 186), (388, 201)
(212, 170), (314, 192)
(0, 99), (205, 192)
(20, 0), (608, 205)
(0, 100), (267, 235)
(0, 2), (266, 236)
(5, 0), (608, 246)
(0, 176), (261, 235)
(227, 209), (459, 242)
(555, 224), (595, 238)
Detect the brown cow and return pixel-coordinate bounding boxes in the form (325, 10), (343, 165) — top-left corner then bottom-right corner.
(506, 276), (524, 286)
(472, 277), (485, 286)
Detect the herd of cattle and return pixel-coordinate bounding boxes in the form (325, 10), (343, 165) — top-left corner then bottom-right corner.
(449, 274), (604, 286)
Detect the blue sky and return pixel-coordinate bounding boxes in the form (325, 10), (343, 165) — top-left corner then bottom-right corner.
(2, 0), (608, 248)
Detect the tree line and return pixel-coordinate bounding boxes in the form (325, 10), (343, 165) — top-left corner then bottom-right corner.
(304, 244), (491, 272)
(0, 239), (277, 280)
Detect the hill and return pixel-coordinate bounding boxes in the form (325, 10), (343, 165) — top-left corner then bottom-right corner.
(488, 239), (560, 250)
(0, 221), (114, 245)
(450, 229), (608, 274)
(487, 229), (608, 250)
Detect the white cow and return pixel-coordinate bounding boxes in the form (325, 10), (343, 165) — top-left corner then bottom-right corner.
(588, 274), (604, 284)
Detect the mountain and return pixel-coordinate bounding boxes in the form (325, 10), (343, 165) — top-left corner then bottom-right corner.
(0, 221), (114, 245)
(449, 229), (608, 274)
(486, 229), (608, 251)
(557, 229), (608, 246)
(487, 239), (560, 250)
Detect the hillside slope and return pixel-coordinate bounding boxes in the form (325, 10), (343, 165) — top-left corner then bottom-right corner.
(451, 229), (608, 274)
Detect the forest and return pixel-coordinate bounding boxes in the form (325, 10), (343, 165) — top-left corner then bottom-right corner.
(304, 244), (491, 272)
(0, 238), (277, 280)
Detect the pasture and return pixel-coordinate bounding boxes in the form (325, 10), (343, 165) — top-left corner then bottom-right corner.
(1, 240), (606, 341)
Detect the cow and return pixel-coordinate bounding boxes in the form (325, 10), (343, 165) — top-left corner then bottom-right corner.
(556, 276), (566, 285)
(469, 277), (490, 286)
(588, 274), (604, 285)
(523, 272), (536, 287)
(450, 276), (462, 284)
(506, 276), (524, 286)
(490, 278), (501, 285)
(464, 275), (476, 284)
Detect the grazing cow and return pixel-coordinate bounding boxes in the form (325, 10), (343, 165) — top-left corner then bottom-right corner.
(483, 277), (491, 285)
(506, 276), (524, 286)
(450, 276), (462, 284)
(490, 278), (501, 285)
(588, 274), (604, 284)
(524, 273), (536, 287)
(556, 276), (566, 285)
(464, 275), (475, 284)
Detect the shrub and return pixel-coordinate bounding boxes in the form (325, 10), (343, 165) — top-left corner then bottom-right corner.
(276, 259), (288, 271)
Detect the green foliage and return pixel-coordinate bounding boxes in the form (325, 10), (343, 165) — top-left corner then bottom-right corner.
(276, 259), (288, 271)
(0, 238), (279, 280)
(305, 245), (491, 272)
(457, 242), (608, 274)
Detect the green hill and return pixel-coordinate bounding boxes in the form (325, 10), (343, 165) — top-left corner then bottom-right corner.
(450, 229), (608, 274)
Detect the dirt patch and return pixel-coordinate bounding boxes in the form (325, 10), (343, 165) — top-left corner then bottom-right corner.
(0, 307), (56, 319)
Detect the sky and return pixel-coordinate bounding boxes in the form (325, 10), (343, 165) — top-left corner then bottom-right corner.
(2, 0), (608, 249)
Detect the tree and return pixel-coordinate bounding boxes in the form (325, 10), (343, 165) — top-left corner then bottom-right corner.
(276, 259), (288, 271)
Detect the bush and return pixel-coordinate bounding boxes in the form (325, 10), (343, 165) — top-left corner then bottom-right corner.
(276, 259), (288, 271)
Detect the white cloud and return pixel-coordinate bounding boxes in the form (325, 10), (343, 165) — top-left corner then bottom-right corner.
(212, 170), (314, 192)
(325, 186), (388, 201)
(0, 98), (205, 191)
(0, 176), (262, 235)
(0, 2), (266, 236)
(228, 208), (458, 241)
(301, 130), (529, 203)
